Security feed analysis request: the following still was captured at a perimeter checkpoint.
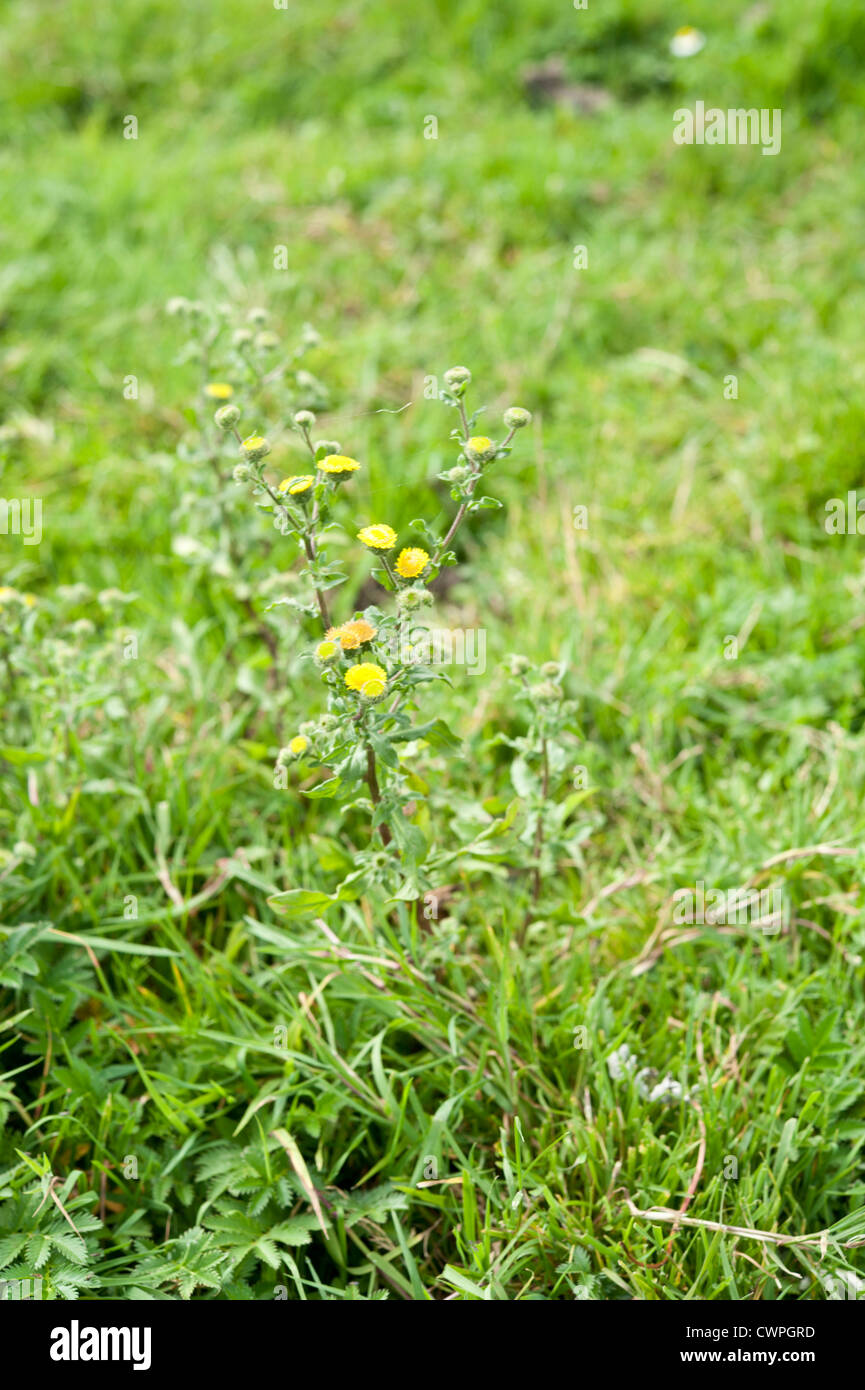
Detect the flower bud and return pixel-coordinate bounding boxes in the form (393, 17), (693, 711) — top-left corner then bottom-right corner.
(465, 435), (496, 463)
(506, 654), (531, 676)
(255, 331), (279, 351)
(232, 328), (254, 348)
(444, 366), (471, 387)
(314, 439), (341, 456)
(504, 406), (532, 430)
(444, 465), (469, 483)
(215, 404), (241, 429)
(535, 680), (563, 703)
(540, 661), (560, 677)
(314, 639), (341, 666)
(233, 463), (252, 483)
(166, 296), (191, 316)
(396, 586), (433, 611)
(240, 434), (271, 461)
(278, 735), (309, 762)
(247, 307), (269, 325)
(294, 410), (317, 429)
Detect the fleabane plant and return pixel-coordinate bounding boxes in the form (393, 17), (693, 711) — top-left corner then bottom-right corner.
(166, 297), (327, 657)
(218, 365), (533, 907)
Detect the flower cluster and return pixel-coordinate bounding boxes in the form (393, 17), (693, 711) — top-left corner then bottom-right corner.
(260, 366), (533, 872)
(173, 335), (540, 897)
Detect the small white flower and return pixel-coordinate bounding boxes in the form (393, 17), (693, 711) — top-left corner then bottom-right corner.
(607, 1044), (639, 1081)
(646, 1074), (688, 1105)
(670, 26), (705, 58)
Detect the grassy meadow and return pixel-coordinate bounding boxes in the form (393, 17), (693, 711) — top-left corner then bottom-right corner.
(2, 0), (865, 1301)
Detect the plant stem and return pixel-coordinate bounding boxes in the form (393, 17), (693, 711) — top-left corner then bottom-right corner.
(432, 424), (516, 566)
(365, 744), (392, 846)
(531, 736), (550, 901)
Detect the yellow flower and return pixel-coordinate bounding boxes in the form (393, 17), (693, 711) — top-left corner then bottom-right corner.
(204, 382), (234, 399)
(278, 475), (315, 495)
(359, 678), (385, 699)
(315, 640), (340, 663)
(395, 547), (430, 579)
(240, 434), (271, 460)
(466, 435), (496, 461)
(326, 618), (377, 651)
(317, 454), (361, 476)
(357, 523), (397, 551)
(0, 587), (16, 603)
(344, 662), (387, 695)
(289, 735), (308, 755)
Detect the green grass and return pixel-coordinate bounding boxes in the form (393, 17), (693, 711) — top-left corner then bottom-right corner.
(2, 0), (865, 1300)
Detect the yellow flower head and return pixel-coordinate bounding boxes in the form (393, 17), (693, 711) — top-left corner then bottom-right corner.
(327, 619), (377, 651)
(357, 523), (397, 551)
(0, 587), (17, 603)
(466, 435), (495, 461)
(395, 547), (430, 579)
(278, 475), (315, 496)
(314, 639), (340, 663)
(344, 662), (387, 696)
(289, 735), (308, 755)
(359, 678), (386, 699)
(317, 454), (361, 477)
(205, 382), (234, 400)
(240, 434), (271, 460)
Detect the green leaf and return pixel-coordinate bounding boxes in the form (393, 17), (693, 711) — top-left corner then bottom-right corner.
(420, 718), (462, 753)
(468, 495), (503, 511)
(267, 889), (333, 919)
(302, 776), (343, 799)
(0, 746), (47, 765)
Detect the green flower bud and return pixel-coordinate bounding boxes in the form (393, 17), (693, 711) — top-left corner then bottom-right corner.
(233, 463), (252, 483)
(247, 307), (269, 325)
(215, 404), (241, 429)
(535, 680), (563, 703)
(255, 331), (279, 351)
(397, 586), (434, 611)
(506, 654), (531, 676)
(318, 712), (340, 730)
(540, 661), (560, 677)
(444, 366), (471, 388)
(314, 439), (341, 456)
(444, 465), (469, 483)
(294, 410), (317, 429)
(232, 328), (254, 348)
(504, 406), (532, 430)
